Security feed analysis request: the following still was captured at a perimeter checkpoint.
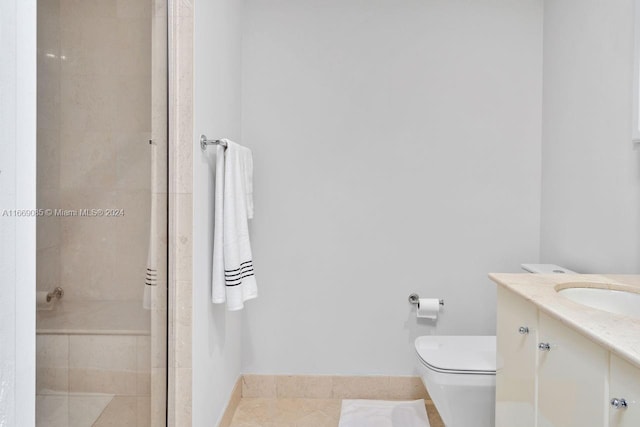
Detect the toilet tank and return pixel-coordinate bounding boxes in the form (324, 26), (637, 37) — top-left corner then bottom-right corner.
(520, 264), (577, 274)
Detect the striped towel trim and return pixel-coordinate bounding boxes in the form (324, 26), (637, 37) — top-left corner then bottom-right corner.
(146, 268), (157, 286)
(225, 261), (254, 287)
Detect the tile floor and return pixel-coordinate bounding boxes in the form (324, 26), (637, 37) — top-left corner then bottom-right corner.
(229, 397), (445, 427)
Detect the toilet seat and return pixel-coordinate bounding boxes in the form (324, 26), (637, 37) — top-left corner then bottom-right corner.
(415, 336), (496, 375)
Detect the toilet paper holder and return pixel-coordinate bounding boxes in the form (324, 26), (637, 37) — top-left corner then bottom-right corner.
(408, 293), (444, 306)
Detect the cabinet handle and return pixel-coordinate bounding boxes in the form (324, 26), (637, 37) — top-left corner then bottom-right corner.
(611, 398), (628, 409)
(538, 342), (551, 351)
(518, 326), (529, 335)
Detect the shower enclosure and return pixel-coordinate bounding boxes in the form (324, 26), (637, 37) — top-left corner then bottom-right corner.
(35, 0), (168, 425)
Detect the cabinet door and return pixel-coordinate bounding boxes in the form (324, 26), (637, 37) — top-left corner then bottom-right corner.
(537, 313), (608, 427)
(610, 355), (640, 427)
(495, 287), (537, 427)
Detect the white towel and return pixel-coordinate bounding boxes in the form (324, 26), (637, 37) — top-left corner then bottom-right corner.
(212, 139), (258, 310)
(339, 400), (430, 427)
(143, 140), (158, 310)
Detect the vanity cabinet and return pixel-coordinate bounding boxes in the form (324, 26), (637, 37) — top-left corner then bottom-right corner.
(610, 355), (640, 427)
(537, 312), (608, 427)
(495, 286), (537, 427)
(497, 287), (640, 427)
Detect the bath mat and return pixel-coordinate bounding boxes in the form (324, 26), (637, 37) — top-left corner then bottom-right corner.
(338, 399), (430, 427)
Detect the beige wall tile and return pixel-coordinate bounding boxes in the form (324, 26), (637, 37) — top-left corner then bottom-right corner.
(112, 190), (151, 301)
(115, 132), (153, 191)
(137, 372), (151, 397)
(167, 1), (193, 424)
(37, 0), (60, 53)
(116, 0), (151, 19)
(174, 280), (192, 369)
(167, 367), (176, 427)
(137, 336), (151, 396)
(153, 0), (167, 18)
(151, 367), (167, 426)
(331, 376), (391, 400)
(58, 129), (117, 188)
(171, 133), (193, 195)
(36, 216), (60, 252)
(59, 74), (118, 132)
(37, 128), (60, 190)
(176, 0), (193, 18)
(36, 246), (61, 292)
(137, 395), (151, 426)
(113, 20), (152, 77)
(36, 394), (68, 427)
(59, 0), (117, 23)
(69, 368), (137, 395)
(174, 193), (192, 281)
(37, 57), (61, 130)
(68, 335), (137, 394)
(59, 18), (119, 78)
(67, 394), (115, 426)
(276, 375), (333, 399)
(151, 304), (168, 368)
(174, 251), (192, 290)
(59, 230), (117, 301)
(242, 375), (277, 398)
(36, 367), (69, 395)
(169, 12), (193, 195)
(173, 281), (193, 368)
(93, 396), (138, 426)
(69, 335), (137, 370)
(115, 75), (152, 132)
(36, 335), (69, 393)
(56, 186), (153, 302)
(36, 190), (61, 251)
(175, 368), (192, 426)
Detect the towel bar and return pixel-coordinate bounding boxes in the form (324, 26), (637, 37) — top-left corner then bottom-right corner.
(200, 134), (228, 150)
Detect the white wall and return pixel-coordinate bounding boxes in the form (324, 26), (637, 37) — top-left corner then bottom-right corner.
(192, 0), (244, 424)
(241, 0), (543, 375)
(0, 0), (37, 425)
(541, 0), (640, 274)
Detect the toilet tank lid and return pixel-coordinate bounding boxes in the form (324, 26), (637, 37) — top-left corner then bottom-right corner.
(521, 264), (577, 274)
(415, 336), (496, 373)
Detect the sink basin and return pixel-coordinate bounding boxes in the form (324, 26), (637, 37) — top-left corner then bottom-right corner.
(557, 286), (640, 318)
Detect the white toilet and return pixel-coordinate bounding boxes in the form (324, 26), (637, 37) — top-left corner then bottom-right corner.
(415, 264), (576, 427)
(415, 335), (496, 427)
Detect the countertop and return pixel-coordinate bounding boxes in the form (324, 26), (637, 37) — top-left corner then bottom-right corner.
(489, 273), (640, 369)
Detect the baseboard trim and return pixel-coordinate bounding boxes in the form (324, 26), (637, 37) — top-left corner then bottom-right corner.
(240, 374), (430, 400)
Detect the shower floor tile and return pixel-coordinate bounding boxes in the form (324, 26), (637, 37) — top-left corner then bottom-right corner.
(228, 397), (445, 427)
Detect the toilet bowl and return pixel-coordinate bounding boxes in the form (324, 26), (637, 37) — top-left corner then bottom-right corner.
(415, 335), (496, 427)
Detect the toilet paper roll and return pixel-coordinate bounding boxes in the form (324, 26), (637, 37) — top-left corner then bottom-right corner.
(37, 291), (53, 310)
(416, 298), (440, 320)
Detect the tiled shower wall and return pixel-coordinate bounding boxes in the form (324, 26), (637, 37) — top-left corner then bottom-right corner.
(36, 334), (151, 425)
(36, 0), (168, 425)
(36, 0), (153, 302)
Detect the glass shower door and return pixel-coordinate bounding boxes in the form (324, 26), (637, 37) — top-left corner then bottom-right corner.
(35, 0), (167, 425)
